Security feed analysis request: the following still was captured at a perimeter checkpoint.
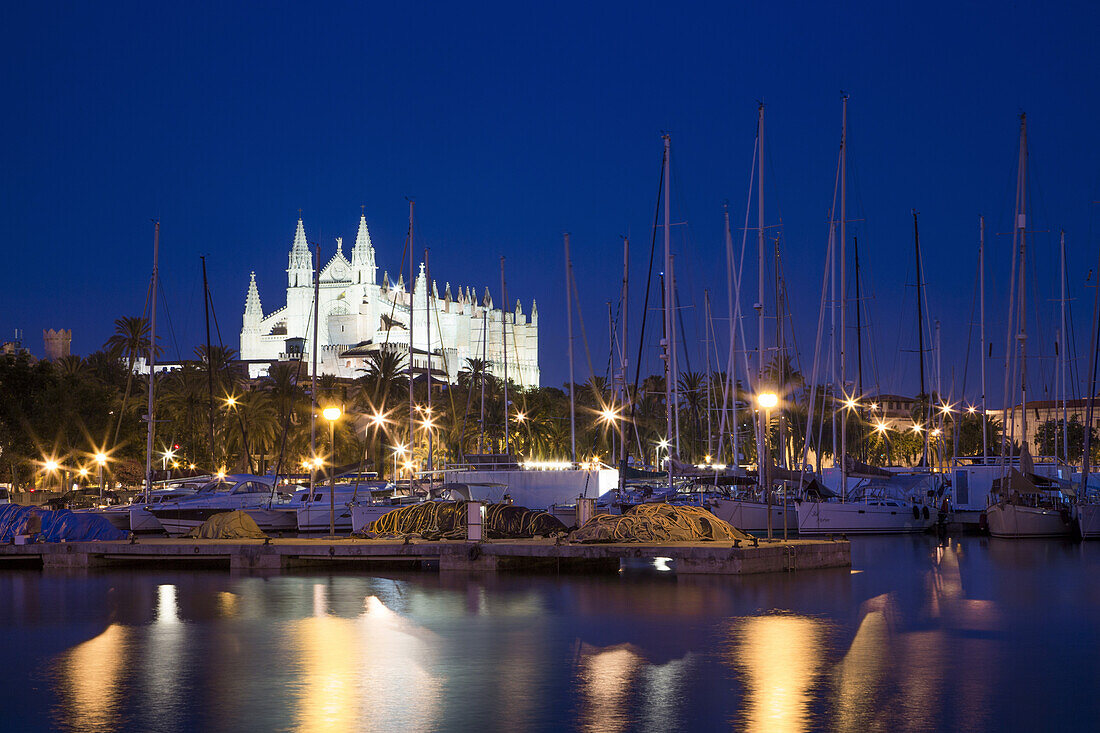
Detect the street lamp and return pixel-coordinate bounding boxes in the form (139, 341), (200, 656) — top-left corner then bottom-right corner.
(757, 392), (779, 539)
(322, 406), (342, 536)
(393, 443), (407, 480)
(94, 452), (108, 497)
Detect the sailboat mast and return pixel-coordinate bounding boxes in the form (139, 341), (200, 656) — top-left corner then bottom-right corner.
(1080, 222), (1100, 492)
(311, 241), (320, 493)
(607, 300), (615, 462)
(670, 253), (681, 454)
(620, 237), (629, 476)
(500, 256), (510, 455)
(723, 205), (739, 469)
(980, 216), (988, 462)
(565, 234), (576, 463)
(1016, 114), (1029, 450)
(662, 134), (673, 487)
(854, 237), (865, 462)
(201, 256), (216, 471)
(1060, 230), (1068, 463)
(407, 202), (415, 469)
(478, 309), (487, 453)
(426, 249), (434, 471)
(839, 94), (848, 490)
(144, 221), (159, 500)
(705, 289), (713, 460)
(755, 105), (766, 489)
(914, 210), (928, 467)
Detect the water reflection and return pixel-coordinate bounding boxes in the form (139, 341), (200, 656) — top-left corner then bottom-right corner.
(57, 624), (129, 731)
(23, 536), (1100, 732)
(577, 643), (642, 733)
(732, 615), (826, 732)
(291, 595), (442, 732)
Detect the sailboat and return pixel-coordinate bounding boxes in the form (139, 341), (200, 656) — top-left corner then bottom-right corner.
(984, 114), (1074, 539)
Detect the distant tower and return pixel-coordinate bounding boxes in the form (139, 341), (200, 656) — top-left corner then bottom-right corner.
(43, 328), (71, 361)
(287, 215), (312, 288)
(241, 272), (263, 356)
(350, 210), (377, 284)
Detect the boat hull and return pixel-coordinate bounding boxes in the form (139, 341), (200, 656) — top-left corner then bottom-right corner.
(150, 506), (295, 536)
(703, 497), (796, 533)
(986, 503), (1071, 538)
(796, 500), (935, 535)
(349, 504), (405, 533)
(297, 503), (354, 533)
(1076, 504), (1100, 539)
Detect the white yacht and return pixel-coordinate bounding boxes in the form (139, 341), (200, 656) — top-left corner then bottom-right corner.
(442, 456), (617, 511)
(148, 475), (300, 536)
(292, 481), (392, 533)
(796, 473), (942, 535)
(83, 481), (205, 533)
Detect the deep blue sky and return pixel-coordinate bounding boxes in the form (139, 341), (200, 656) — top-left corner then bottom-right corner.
(2, 1), (1099, 406)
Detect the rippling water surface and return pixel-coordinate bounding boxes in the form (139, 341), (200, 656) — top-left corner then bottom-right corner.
(3, 535), (1100, 732)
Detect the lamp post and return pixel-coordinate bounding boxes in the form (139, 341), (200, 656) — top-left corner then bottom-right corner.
(393, 444), (407, 483)
(322, 406), (342, 536)
(94, 452), (107, 497)
(757, 391), (778, 540)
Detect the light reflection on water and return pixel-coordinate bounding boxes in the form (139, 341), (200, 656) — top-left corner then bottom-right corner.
(1, 535), (1099, 731)
(732, 615), (825, 732)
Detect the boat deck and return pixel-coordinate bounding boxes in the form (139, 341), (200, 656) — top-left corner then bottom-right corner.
(0, 536), (850, 575)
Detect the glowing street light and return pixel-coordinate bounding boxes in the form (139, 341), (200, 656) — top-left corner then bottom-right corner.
(599, 407), (619, 425)
(844, 397), (858, 411)
(392, 443), (407, 478)
(41, 458), (60, 492)
(370, 410), (387, 427)
(92, 451), (110, 496)
(322, 406), (342, 535)
(874, 421), (888, 433)
(912, 423), (923, 433)
(224, 395), (238, 408)
(756, 391), (779, 540)
(967, 405), (977, 414)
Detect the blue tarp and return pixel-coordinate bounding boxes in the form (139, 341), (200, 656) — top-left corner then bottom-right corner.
(0, 504), (127, 542)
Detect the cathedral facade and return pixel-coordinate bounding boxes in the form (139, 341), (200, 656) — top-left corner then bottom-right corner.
(240, 214), (540, 386)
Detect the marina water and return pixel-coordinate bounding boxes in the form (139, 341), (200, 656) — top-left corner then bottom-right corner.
(3, 535), (1099, 731)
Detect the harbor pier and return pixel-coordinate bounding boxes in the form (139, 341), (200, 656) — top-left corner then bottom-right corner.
(0, 537), (850, 575)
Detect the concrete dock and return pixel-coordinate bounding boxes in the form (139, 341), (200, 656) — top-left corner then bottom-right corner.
(0, 536), (849, 574)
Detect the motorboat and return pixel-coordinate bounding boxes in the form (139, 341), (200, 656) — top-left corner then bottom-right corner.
(442, 455), (618, 511)
(292, 481), (392, 533)
(81, 481), (205, 532)
(796, 472), (943, 535)
(985, 469), (1074, 538)
(148, 475), (300, 536)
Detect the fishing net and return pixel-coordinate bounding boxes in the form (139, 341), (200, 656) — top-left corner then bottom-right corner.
(568, 503), (752, 543)
(358, 501), (567, 540)
(183, 511), (269, 539)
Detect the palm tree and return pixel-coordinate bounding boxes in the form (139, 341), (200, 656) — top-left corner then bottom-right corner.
(105, 316), (156, 445)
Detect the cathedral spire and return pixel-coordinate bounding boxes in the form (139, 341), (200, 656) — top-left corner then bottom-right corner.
(244, 272), (263, 328)
(287, 214), (312, 287)
(351, 210), (376, 284)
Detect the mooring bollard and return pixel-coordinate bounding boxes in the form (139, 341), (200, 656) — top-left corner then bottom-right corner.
(467, 501), (484, 541)
(576, 497), (596, 528)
